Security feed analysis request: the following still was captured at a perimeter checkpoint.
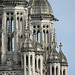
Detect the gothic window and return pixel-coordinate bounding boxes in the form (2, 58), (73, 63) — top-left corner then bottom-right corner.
(30, 55), (32, 66)
(43, 30), (45, 42)
(52, 66), (54, 75)
(8, 37), (10, 51)
(35, 59), (37, 70)
(6, 12), (15, 51)
(37, 30), (40, 43)
(56, 67), (58, 75)
(12, 37), (14, 51)
(63, 69), (65, 75)
(6, 17), (9, 32)
(33, 30), (36, 41)
(46, 30), (49, 44)
(11, 17), (14, 32)
(17, 17), (19, 30)
(38, 59), (40, 69)
(26, 55), (28, 67)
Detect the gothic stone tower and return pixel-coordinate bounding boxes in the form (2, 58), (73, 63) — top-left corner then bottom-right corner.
(0, 0), (68, 75)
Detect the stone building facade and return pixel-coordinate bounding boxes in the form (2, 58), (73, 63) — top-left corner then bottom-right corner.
(0, 0), (68, 75)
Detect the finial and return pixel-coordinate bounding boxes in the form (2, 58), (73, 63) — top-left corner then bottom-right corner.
(59, 42), (63, 50)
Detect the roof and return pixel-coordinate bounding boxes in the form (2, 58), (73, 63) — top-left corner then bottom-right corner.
(47, 49), (60, 63)
(59, 49), (68, 66)
(29, 0), (53, 15)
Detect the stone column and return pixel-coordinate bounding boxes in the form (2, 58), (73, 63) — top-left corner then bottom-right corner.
(62, 68), (63, 75)
(40, 56), (43, 75)
(14, 11), (18, 52)
(66, 67), (67, 75)
(50, 65), (52, 75)
(32, 53), (35, 75)
(2, 12), (7, 63)
(58, 65), (60, 75)
(54, 66), (56, 75)
(24, 54), (26, 75)
(37, 56), (38, 70)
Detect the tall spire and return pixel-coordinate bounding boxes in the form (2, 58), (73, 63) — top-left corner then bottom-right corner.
(52, 28), (57, 51)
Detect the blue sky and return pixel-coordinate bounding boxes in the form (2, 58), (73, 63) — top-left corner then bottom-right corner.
(48, 0), (75, 75)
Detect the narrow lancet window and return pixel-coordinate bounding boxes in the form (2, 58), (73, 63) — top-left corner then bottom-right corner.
(43, 30), (45, 42)
(33, 30), (36, 42)
(35, 59), (37, 70)
(12, 37), (14, 51)
(6, 17), (9, 32)
(63, 70), (65, 75)
(8, 37), (10, 51)
(30, 55), (32, 66)
(37, 30), (40, 43)
(11, 17), (14, 32)
(52, 66), (54, 75)
(26, 55), (28, 67)
(38, 59), (40, 69)
(56, 67), (58, 75)
(46, 30), (49, 44)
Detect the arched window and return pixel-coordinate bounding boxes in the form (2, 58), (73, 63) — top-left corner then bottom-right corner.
(56, 67), (58, 75)
(11, 17), (14, 51)
(37, 30), (40, 43)
(26, 55), (28, 67)
(11, 17), (14, 32)
(46, 30), (49, 44)
(6, 17), (9, 32)
(30, 55), (32, 66)
(35, 59), (37, 70)
(38, 59), (40, 69)
(33, 30), (36, 41)
(52, 66), (54, 75)
(43, 30), (45, 42)
(63, 69), (65, 75)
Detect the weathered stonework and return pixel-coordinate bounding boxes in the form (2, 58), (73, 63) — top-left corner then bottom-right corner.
(0, 0), (68, 75)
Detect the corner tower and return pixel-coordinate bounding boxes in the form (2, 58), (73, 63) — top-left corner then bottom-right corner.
(29, 0), (57, 61)
(0, 0), (28, 71)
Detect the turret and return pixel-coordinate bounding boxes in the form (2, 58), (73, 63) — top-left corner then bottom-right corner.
(59, 42), (68, 75)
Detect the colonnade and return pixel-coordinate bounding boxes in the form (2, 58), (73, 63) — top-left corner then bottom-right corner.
(24, 52), (35, 75)
(49, 64), (67, 75)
